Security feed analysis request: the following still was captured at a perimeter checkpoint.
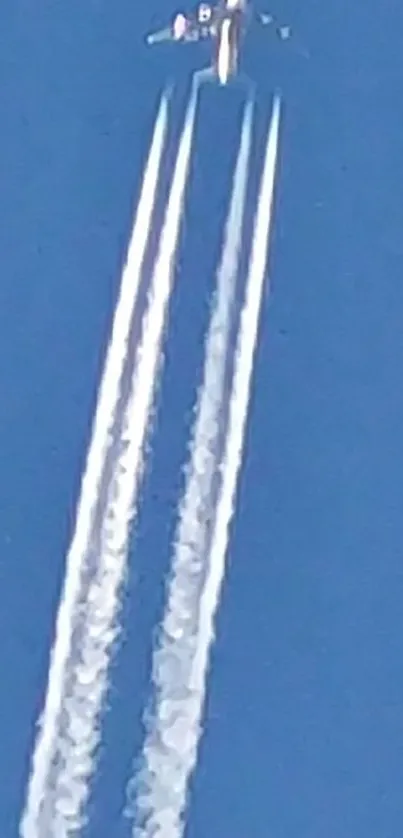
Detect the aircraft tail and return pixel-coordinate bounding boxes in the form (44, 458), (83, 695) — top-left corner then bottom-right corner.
(193, 67), (255, 94)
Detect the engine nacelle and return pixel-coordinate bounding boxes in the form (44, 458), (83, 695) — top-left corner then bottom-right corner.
(197, 3), (212, 23)
(173, 12), (188, 39)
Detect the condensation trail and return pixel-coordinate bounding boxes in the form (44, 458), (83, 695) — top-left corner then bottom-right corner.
(192, 95), (281, 696)
(20, 93), (169, 838)
(127, 98), (254, 838)
(115, 80), (199, 496)
(24, 83), (197, 838)
(50, 84), (201, 835)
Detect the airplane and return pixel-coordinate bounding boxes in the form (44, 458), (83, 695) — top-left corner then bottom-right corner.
(146, 0), (290, 86)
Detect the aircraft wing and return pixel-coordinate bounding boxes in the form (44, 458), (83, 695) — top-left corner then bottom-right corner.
(146, 26), (176, 45)
(146, 13), (204, 45)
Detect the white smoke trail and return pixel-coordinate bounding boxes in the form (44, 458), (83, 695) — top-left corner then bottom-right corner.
(192, 95), (281, 692)
(127, 98), (254, 838)
(20, 94), (169, 838)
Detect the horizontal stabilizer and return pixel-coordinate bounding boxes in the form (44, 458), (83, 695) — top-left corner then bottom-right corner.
(278, 24), (291, 39)
(260, 13), (274, 24)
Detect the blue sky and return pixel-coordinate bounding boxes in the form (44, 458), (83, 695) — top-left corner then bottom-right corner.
(1, 1), (403, 836)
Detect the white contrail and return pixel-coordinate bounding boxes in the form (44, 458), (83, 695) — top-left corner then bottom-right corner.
(20, 93), (169, 838)
(192, 95), (281, 695)
(24, 84), (198, 838)
(127, 98), (254, 838)
(44, 83), (200, 833)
